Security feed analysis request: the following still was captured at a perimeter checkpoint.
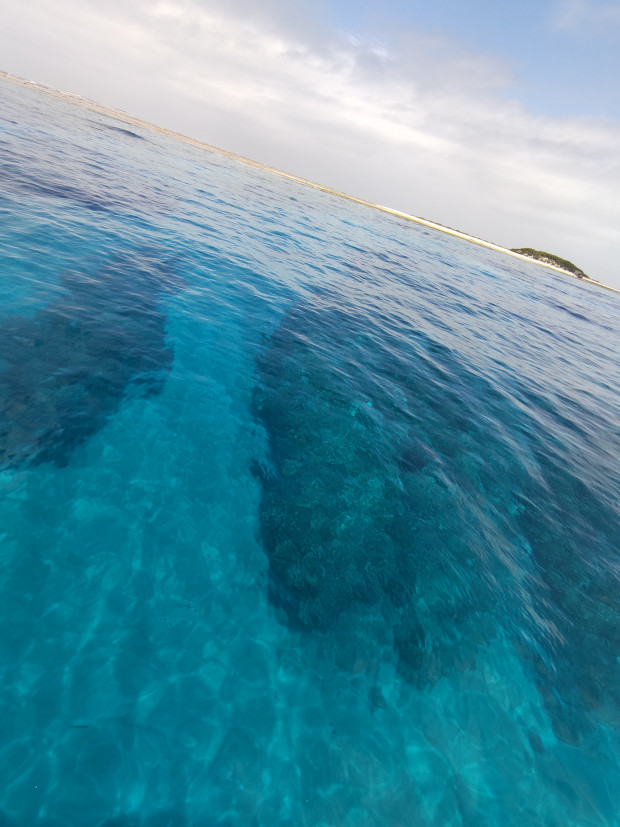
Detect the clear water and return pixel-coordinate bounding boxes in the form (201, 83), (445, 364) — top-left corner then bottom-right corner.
(1, 77), (620, 827)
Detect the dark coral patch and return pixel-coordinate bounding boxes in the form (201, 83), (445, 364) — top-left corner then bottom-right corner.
(0, 250), (183, 469)
(252, 295), (620, 736)
(252, 299), (500, 686)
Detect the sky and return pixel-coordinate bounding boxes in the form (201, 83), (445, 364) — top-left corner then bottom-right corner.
(2, 0), (620, 288)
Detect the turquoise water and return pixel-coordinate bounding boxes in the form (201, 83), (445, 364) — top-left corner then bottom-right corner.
(1, 77), (620, 826)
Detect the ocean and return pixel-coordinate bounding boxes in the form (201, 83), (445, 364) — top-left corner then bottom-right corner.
(1, 76), (619, 827)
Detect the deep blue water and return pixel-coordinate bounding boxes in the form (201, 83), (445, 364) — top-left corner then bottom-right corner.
(1, 77), (620, 827)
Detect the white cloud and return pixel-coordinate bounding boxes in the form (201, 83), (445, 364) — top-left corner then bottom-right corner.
(2, 0), (619, 285)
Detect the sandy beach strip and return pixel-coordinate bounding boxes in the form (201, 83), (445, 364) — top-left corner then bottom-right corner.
(2, 71), (618, 296)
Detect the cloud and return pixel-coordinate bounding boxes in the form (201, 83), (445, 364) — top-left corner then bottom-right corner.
(553, 0), (620, 30)
(2, 0), (619, 285)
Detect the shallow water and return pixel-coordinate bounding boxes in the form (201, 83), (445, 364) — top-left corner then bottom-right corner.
(1, 77), (620, 827)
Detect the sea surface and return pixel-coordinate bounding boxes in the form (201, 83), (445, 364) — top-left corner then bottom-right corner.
(1, 76), (620, 827)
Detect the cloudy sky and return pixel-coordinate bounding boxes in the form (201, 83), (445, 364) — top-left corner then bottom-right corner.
(2, 0), (620, 287)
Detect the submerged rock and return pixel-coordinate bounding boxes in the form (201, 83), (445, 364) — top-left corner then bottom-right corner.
(0, 249), (183, 469)
(369, 685), (388, 710)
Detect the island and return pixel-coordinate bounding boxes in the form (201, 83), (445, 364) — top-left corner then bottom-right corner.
(511, 248), (587, 279)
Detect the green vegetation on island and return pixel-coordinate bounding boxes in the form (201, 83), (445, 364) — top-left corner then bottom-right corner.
(511, 248), (587, 279)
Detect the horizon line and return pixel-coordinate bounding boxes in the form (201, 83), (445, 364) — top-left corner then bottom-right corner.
(2, 69), (618, 296)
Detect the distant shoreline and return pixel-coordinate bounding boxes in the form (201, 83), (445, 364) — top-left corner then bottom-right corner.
(2, 70), (618, 296)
